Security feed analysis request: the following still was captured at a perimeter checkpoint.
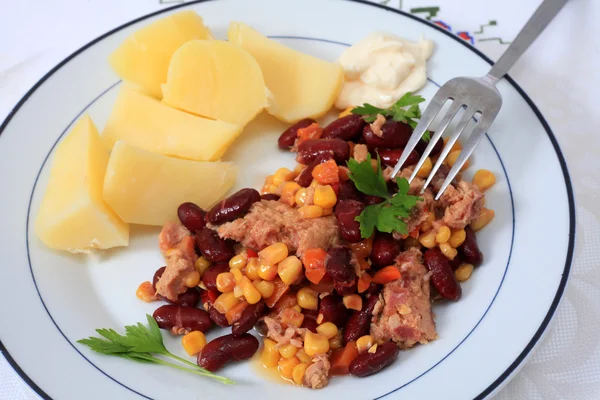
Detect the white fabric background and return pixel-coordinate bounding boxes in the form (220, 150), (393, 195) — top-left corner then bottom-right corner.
(1, 0), (598, 399)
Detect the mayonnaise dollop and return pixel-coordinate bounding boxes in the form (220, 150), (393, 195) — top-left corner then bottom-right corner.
(335, 33), (434, 110)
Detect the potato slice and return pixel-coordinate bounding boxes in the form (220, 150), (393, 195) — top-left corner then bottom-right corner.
(103, 141), (237, 226)
(109, 11), (213, 98)
(102, 85), (242, 161)
(162, 40), (268, 126)
(35, 115), (129, 253)
(228, 22), (343, 123)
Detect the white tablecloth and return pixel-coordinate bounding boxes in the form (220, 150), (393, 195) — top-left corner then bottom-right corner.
(1, 0), (599, 399)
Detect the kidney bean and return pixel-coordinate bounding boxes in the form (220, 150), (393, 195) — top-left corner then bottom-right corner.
(296, 153), (334, 187)
(344, 294), (379, 343)
(296, 139), (350, 165)
(195, 228), (235, 263)
(278, 118), (316, 150)
(207, 188), (261, 225)
(448, 254), (462, 271)
(363, 120), (412, 150)
(201, 262), (230, 291)
(198, 333), (259, 372)
(334, 279), (357, 296)
(349, 342), (399, 377)
(326, 247), (355, 283)
(338, 181), (362, 202)
(379, 148), (420, 168)
(318, 295), (350, 328)
(301, 317), (319, 333)
(152, 266), (200, 307)
(208, 306), (230, 327)
(177, 202), (206, 233)
(322, 114), (366, 141)
(370, 232), (401, 269)
(153, 305), (212, 333)
(460, 227), (483, 266)
(232, 302), (265, 337)
(424, 248), (462, 301)
(415, 135), (443, 156)
(364, 283), (382, 296)
(254, 319), (268, 336)
(335, 200), (365, 243)
(261, 193), (280, 201)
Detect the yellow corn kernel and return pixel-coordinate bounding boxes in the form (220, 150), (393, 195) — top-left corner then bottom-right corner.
(404, 236), (420, 250)
(316, 322), (338, 339)
(292, 305), (302, 313)
(448, 229), (466, 248)
(356, 335), (374, 353)
(296, 349), (311, 363)
(297, 287), (319, 310)
(329, 331), (344, 350)
(298, 205), (323, 219)
(440, 243), (458, 260)
(278, 255), (303, 285)
(280, 181), (302, 206)
(239, 276), (261, 304)
(214, 292), (240, 314)
(473, 169), (496, 192)
(339, 106), (354, 118)
(313, 185), (337, 209)
(470, 208), (495, 232)
(435, 226), (451, 244)
(254, 280), (275, 298)
(245, 257), (260, 280)
(216, 272), (236, 293)
(446, 150), (470, 171)
(230, 268), (244, 282)
(455, 263), (474, 282)
(194, 256), (211, 277)
(420, 212), (435, 232)
(273, 168), (294, 186)
(278, 356), (300, 380)
(343, 294), (363, 311)
(261, 338), (281, 368)
(258, 263), (278, 281)
(233, 284), (244, 298)
(259, 242), (289, 266)
(295, 188), (309, 206)
(416, 157), (433, 178)
(262, 183), (279, 195)
(278, 343), (299, 359)
(229, 254), (247, 270)
(322, 207), (333, 216)
(181, 331), (207, 356)
(419, 229), (437, 249)
(368, 343), (378, 354)
(304, 332), (330, 357)
(444, 137), (462, 152)
(292, 362), (309, 385)
(136, 281), (156, 302)
(183, 271), (200, 288)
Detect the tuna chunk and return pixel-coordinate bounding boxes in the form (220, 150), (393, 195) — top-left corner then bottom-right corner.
(353, 143), (369, 163)
(214, 200), (339, 256)
(155, 222), (198, 301)
(438, 181), (483, 229)
(303, 354), (331, 389)
(370, 248), (437, 348)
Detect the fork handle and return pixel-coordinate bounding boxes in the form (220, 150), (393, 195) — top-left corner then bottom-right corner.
(487, 0), (568, 83)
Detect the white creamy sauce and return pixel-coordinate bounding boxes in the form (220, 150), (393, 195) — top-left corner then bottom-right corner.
(335, 33), (434, 109)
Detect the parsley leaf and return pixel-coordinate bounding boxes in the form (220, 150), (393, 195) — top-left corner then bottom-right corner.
(355, 204), (379, 239)
(347, 154), (388, 198)
(377, 205), (410, 234)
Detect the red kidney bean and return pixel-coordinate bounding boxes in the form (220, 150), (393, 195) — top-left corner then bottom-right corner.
(415, 134), (443, 156)
(198, 333), (259, 372)
(300, 317), (319, 333)
(460, 227), (483, 266)
(448, 254), (462, 271)
(349, 342), (399, 377)
(338, 181), (362, 202)
(370, 232), (401, 269)
(254, 319), (268, 336)
(201, 262), (230, 291)
(152, 266), (200, 307)
(334, 279), (357, 296)
(379, 148), (420, 168)
(424, 248), (462, 301)
(296, 153), (334, 187)
(365, 282), (382, 296)
(326, 247), (355, 283)
(153, 305), (212, 333)
(208, 306), (230, 327)
(278, 118), (316, 150)
(363, 120), (412, 150)
(207, 188), (261, 225)
(318, 295), (350, 328)
(296, 139), (350, 165)
(177, 202), (206, 233)
(322, 114), (366, 141)
(232, 302), (265, 337)
(261, 193), (280, 201)
(343, 294), (379, 343)
(335, 200), (365, 243)
(195, 228), (235, 263)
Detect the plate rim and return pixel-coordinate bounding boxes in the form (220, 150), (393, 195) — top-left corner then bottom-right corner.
(0, 0), (576, 399)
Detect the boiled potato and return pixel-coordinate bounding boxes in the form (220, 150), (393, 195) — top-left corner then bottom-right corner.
(109, 11), (213, 98)
(228, 22), (343, 123)
(162, 40), (268, 126)
(102, 85), (242, 161)
(35, 115), (129, 253)
(103, 141), (237, 226)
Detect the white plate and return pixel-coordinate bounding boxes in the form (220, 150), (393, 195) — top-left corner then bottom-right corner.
(0, 0), (575, 399)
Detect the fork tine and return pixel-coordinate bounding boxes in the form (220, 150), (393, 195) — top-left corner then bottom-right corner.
(390, 93), (447, 179)
(422, 108), (475, 192)
(408, 101), (464, 183)
(434, 116), (494, 200)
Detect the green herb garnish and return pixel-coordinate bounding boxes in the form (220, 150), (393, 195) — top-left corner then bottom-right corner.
(347, 154), (421, 238)
(78, 314), (234, 385)
(351, 92), (431, 142)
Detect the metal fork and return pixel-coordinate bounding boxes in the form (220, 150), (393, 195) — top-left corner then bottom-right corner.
(391, 0), (568, 199)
